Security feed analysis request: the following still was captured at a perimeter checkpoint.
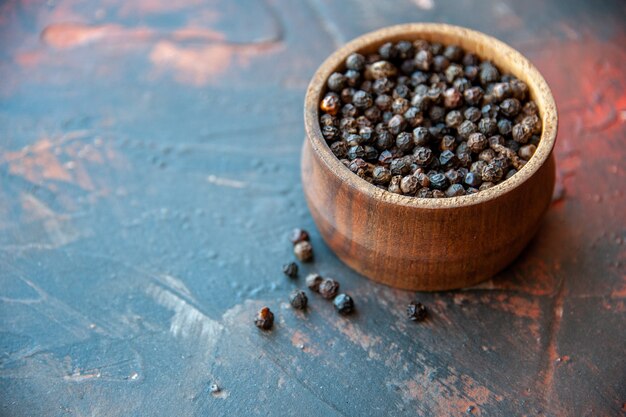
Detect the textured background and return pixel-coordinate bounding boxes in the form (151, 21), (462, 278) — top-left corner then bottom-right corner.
(0, 0), (625, 416)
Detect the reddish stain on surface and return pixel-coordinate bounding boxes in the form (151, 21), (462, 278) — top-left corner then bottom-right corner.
(148, 40), (278, 86)
(41, 23), (153, 49)
(398, 369), (497, 415)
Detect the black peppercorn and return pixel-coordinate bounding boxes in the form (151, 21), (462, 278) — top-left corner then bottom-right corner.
(444, 168), (463, 184)
(518, 144), (536, 160)
(479, 61), (499, 85)
(458, 120), (477, 139)
(463, 107), (481, 123)
(445, 183), (466, 197)
(387, 114), (406, 135)
(478, 148), (496, 163)
(294, 241), (313, 262)
(372, 166), (392, 185)
(400, 175), (419, 195)
(389, 157), (411, 176)
(403, 107), (423, 127)
(330, 141), (348, 158)
(429, 172), (448, 190)
(254, 307), (274, 330)
(320, 93), (341, 116)
(346, 53), (365, 71)
(327, 72), (346, 92)
(378, 42), (397, 60)
(344, 69), (360, 87)
(407, 301), (427, 321)
(367, 60), (398, 80)
(282, 262), (298, 278)
(467, 132), (488, 153)
(318, 278), (340, 299)
(464, 171), (482, 187)
(439, 150), (458, 169)
(395, 132), (414, 152)
(445, 110), (463, 128)
(500, 98), (521, 118)
(509, 78), (528, 100)
(481, 163), (504, 182)
(512, 122), (532, 144)
(289, 228), (309, 244)
(333, 293), (354, 315)
(412, 126), (431, 146)
(305, 273), (323, 291)
(289, 290), (308, 310)
(478, 118), (498, 136)
(463, 86), (484, 106)
(347, 145), (366, 160)
(388, 175), (403, 194)
(505, 169), (517, 180)
(440, 135), (457, 152)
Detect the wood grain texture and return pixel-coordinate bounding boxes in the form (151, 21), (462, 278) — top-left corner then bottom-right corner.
(303, 24), (557, 290)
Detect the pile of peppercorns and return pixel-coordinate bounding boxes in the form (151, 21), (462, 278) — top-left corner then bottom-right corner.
(318, 40), (542, 197)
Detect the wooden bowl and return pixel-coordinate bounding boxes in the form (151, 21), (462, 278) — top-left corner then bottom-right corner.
(302, 23), (558, 291)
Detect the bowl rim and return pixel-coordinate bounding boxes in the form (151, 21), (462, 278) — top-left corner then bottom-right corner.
(304, 23), (558, 209)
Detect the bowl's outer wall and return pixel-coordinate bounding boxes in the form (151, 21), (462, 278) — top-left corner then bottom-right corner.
(302, 140), (555, 291)
(302, 24), (558, 291)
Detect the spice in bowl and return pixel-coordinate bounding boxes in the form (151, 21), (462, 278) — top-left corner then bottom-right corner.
(318, 40), (541, 198)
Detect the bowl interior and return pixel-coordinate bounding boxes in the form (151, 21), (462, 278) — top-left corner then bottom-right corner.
(304, 23), (558, 209)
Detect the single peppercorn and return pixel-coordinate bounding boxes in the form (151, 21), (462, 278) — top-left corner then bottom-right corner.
(282, 262), (298, 278)
(458, 120), (477, 139)
(353, 90), (373, 109)
(367, 60), (397, 80)
(333, 293), (354, 315)
(512, 122), (532, 144)
(482, 163), (504, 182)
(400, 175), (419, 195)
(388, 175), (403, 194)
(429, 172), (449, 190)
(439, 150), (458, 169)
(346, 53), (365, 71)
(327, 72), (346, 92)
(395, 132), (414, 152)
(320, 93), (341, 116)
(305, 273), (323, 291)
(389, 157), (411, 176)
(254, 307), (274, 330)
(407, 301), (428, 321)
(318, 278), (340, 299)
(289, 228), (309, 244)
(446, 183), (466, 197)
(518, 144), (536, 160)
(467, 132), (488, 153)
(372, 166), (392, 185)
(294, 241), (313, 262)
(289, 290), (308, 310)
(500, 98), (521, 117)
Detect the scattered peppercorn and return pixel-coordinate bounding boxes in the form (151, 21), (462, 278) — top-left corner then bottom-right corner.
(407, 301), (428, 321)
(289, 228), (309, 244)
(319, 39), (541, 197)
(318, 278), (340, 299)
(305, 273), (323, 291)
(254, 307), (274, 330)
(294, 241), (313, 262)
(282, 262), (298, 278)
(289, 290), (308, 310)
(333, 293), (354, 314)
